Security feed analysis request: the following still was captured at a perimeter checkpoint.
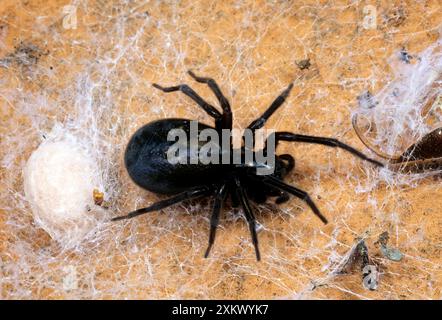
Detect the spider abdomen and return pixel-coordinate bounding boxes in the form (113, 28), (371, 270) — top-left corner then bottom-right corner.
(124, 118), (227, 195)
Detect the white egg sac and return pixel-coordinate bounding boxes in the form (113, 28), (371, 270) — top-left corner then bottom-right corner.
(24, 138), (101, 248)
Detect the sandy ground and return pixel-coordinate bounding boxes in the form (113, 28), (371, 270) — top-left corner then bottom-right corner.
(1, 0), (442, 299)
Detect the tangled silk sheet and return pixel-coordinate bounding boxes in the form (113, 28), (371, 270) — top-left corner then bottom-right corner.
(0, 0), (441, 299)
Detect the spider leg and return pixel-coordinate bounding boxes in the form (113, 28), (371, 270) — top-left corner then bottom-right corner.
(230, 189), (240, 208)
(204, 184), (228, 258)
(259, 175), (328, 224)
(234, 177), (261, 261)
(188, 70), (232, 130)
(278, 154), (295, 174)
(111, 186), (211, 221)
(275, 191), (290, 204)
(247, 83), (294, 131)
(270, 132), (384, 167)
(152, 83), (222, 127)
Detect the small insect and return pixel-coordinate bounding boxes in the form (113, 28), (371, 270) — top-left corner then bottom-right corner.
(112, 71), (382, 260)
(352, 114), (442, 172)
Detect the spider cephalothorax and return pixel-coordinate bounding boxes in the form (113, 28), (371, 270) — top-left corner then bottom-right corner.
(113, 71), (383, 261)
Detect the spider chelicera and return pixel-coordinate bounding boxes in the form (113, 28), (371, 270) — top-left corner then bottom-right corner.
(112, 71), (383, 261)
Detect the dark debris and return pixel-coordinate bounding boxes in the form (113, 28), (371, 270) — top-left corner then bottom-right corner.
(357, 90), (378, 109)
(296, 58), (311, 70)
(376, 231), (403, 262)
(0, 41), (48, 68)
(338, 238), (379, 291)
(399, 47), (413, 64)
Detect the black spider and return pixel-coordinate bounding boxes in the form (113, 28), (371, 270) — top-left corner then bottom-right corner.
(112, 71), (383, 261)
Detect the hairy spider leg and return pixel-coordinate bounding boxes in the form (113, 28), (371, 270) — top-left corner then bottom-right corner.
(204, 184), (228, 258)
(273, 154), (295, 203)
(188, 70), (232, 130)
(247, 83), (294, 131)
(275, 192), (290, 204)
(152, 83), (224, 129)
(259, 175), (328, 224)
(278, 154), (295, 173)
(234, 177), (261, 261)
(243, 82), (293, 151)
(111, 186), (211, 221)
(269, 132), (384, 167)
(278, 153), (295, 169)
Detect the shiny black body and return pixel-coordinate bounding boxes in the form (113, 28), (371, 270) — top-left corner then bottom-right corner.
(125, 119), (227, 195)
(114, 71), (383, 261)
(124, 118), (295, 204)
